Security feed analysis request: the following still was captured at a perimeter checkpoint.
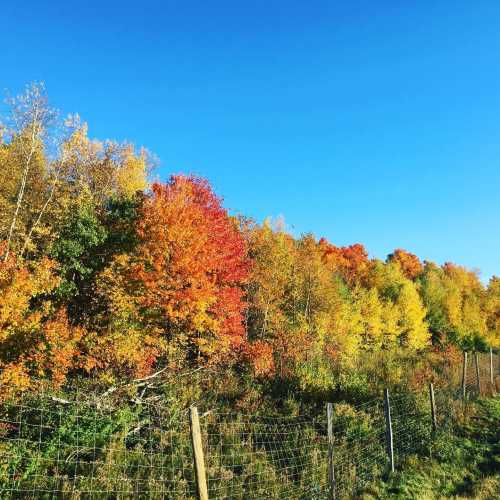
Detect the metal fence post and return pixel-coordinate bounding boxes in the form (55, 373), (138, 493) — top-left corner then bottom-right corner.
(189, 406), (209, 500)
(429, 383), (437, 432)
(327, 403), (337, 500)
(474, 352), (481, 395)
(383, 389), (395, 473)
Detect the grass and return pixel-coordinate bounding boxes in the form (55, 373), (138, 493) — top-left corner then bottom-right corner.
(362, 397), (500, 499)
(0, 368), (497, 498)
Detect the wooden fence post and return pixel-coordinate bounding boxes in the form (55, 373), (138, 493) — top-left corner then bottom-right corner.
(428, 383), (437, 432)
(461, 351), (467, 401)
(189, 406), (209, 500)
(490, 347), (494, 391)
(383, 389), (395, 473)
(327, 403), (337, 500)
(474, 352), (481, 395)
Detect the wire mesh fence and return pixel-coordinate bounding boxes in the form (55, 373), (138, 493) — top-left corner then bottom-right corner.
(327, 397), (387, 498)
(201, 412), (327, 499)
(451, 350), (499, 402)
(0, 393), (197, 499)
(0, 350), (498, 499)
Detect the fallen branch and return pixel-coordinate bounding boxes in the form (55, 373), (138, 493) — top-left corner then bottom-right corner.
(50, 396), (72, 405)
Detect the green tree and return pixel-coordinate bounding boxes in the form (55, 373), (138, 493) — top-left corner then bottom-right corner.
(49, 199), (107, 317)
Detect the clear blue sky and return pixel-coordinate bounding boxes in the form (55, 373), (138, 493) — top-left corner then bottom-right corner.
(1, 1), (499, 280)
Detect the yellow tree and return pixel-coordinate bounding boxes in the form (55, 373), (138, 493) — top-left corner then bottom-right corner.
(485, 276), (500, 347)
(0, 85), (150, 260)
(356, 287), (384, 349)
(395, 281), (430, 349)
(0, 246), (82, 395)
(0, 84), (60, 259)
(366, 260), (430, 350)
(60, 121), (150, 208)
(246, 220), (297, 376)
(442, 263), (487, 347)
(296, 235), (362, 363)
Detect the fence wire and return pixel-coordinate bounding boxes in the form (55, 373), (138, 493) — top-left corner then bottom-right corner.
(0, 351), (498, 499)
(201, 412), (327, 499)
(0, 393), (196, 499)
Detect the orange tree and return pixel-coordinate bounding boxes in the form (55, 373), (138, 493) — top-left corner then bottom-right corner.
(87, 176), (250, 379)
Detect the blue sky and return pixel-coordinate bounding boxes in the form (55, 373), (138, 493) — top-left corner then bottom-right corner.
(1, 1), (499, 280)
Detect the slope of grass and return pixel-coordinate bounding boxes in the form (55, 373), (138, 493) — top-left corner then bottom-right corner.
(362, 397), (500, 499)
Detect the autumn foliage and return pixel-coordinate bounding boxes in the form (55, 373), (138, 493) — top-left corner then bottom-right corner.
(136, 178), (248, 350)
(387, 248), (424, 280)
(0, 246), (81, 395)
(320, 239), (370, 285)
(0, 84), (498, 394)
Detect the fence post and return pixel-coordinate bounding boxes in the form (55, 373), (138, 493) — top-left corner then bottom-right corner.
(189, 406), (209, 500)
(490, 347), (495, 391)
(461, 351), (467, 401)
(383, 389), (395, 473)
(327, 403), (337, 500)
(428, 383), (437, 432)
(474, 352), (481, 395)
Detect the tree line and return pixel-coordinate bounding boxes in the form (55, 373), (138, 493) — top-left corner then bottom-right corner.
(0, 83), (498, 396)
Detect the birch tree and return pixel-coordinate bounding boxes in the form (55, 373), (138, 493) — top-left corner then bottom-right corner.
(1, 83), (56, 260)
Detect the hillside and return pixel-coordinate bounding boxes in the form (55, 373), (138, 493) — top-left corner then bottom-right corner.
(0, 84), (499, 498)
